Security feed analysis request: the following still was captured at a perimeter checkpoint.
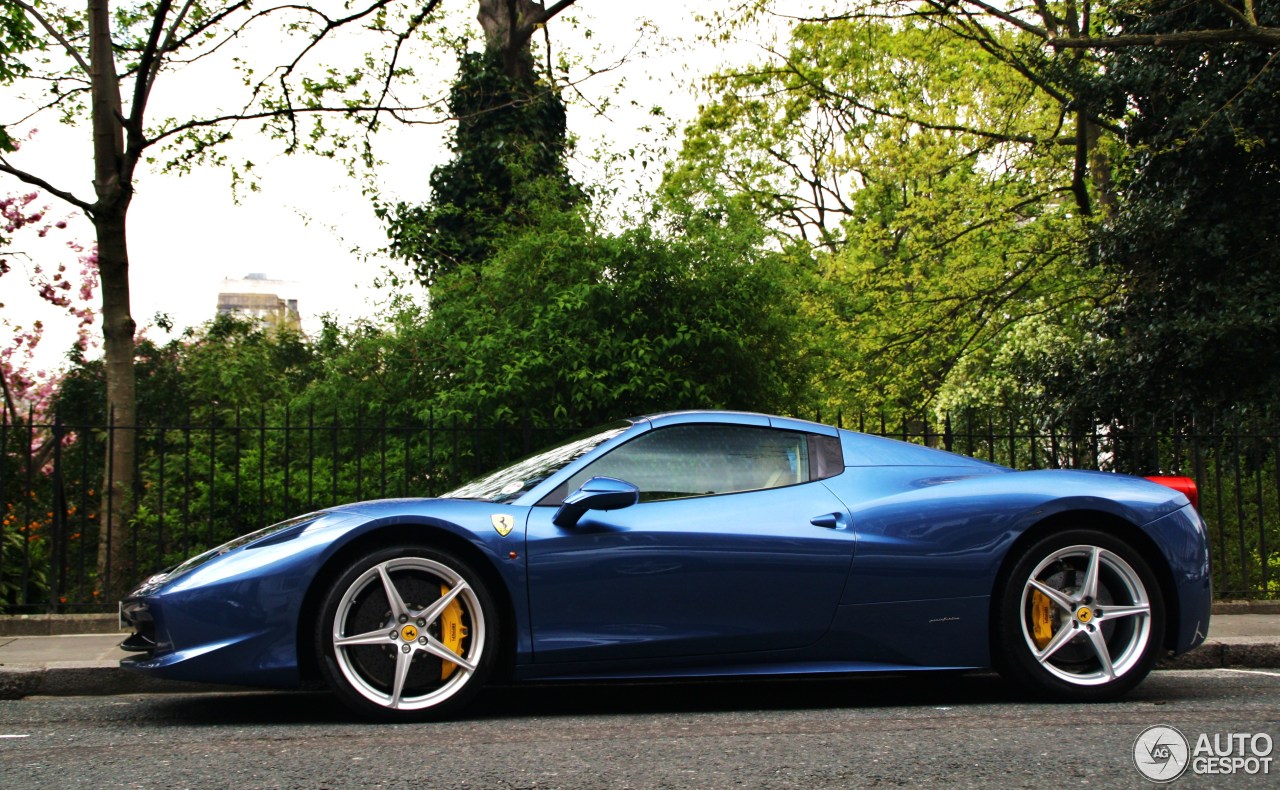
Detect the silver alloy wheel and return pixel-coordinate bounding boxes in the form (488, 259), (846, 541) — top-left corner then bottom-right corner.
(1019, 544), (1152, 686)
(331, 556), (486, 710)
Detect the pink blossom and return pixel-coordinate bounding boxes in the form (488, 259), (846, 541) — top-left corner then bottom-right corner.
(1, 188), (100, 434)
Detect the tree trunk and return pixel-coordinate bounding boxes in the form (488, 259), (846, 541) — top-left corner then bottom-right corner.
(477, 0), (536, 81)
(89, 0), (137, 601)
(94, 208), (136, 601)
(476, 0), (575, 83)
(1070, 111), (1093, 216)
(1086, 120), (1118, 219)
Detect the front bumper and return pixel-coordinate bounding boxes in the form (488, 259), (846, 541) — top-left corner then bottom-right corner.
(118, 579), (306, 688)
(117, 513), (359, 688)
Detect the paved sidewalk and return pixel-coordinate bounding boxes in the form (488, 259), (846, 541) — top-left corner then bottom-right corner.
(1, 608), (1278, 699)
(0, 631), (244, 698)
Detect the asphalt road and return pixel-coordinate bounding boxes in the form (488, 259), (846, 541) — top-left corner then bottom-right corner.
(1, 670), (1278, 789)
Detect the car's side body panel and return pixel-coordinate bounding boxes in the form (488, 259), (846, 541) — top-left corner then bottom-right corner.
(524, 479), (856, 663)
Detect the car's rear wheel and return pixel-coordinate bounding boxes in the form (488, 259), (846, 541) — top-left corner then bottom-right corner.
(995, 529), (1165, 701)
(316, 545), (497, 720)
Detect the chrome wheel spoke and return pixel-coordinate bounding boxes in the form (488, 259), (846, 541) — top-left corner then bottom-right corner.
(335, 627), (395, 648)
(415, 581), (469, 627)
(1028, 578), (1076, 612)
(389, 646), (413, 708)
(1097, 603), (1149, 623)
(421, 636), (476, 673)
(377, 563), (411, 621)
(1080, 546), (1103, 603)
(1085, 626), (1117, 681)
(1034, 621), (1080, 664)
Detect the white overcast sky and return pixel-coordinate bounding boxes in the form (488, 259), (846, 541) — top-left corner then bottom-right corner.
(1, 2), (790, 373)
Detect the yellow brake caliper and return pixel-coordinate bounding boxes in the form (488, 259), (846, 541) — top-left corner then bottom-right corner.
(438, 584), (469, 680)
(1031, 588), (1054, 649)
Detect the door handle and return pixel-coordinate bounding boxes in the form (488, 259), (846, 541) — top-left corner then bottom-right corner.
(810, 513), (841, 529)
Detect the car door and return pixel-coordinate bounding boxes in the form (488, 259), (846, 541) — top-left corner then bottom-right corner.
(525, 423), (855, 663)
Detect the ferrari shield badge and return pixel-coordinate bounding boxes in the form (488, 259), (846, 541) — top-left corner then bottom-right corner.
(491, 514), (515, 537)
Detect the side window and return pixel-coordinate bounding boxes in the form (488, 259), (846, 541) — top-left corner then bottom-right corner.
(557, 424), (812, 503)
(808, 433), (844, 481)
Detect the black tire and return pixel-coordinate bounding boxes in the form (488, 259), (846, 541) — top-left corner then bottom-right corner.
(993, 528), (1165, 702)
(316, 544), (498, 721)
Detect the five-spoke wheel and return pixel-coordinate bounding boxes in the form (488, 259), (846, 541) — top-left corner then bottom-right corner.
(995, 529), (1164, 701)
(317, 546), (497, 720)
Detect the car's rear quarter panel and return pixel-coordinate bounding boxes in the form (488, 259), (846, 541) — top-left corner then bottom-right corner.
(820, 452), (1211, 666)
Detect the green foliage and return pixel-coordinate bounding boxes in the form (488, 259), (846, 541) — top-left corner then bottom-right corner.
(375, 37), (810, 426)
(0, 2), (38, 80)
(411, 197), (812, 426)
(178, 315), (317, 412)
(0, 0), (41, 150)
(1049, 1), (1280, 419)
(52, 314), (316, 424)
(384, 50), (581, 286)
(0, 501), (50, 611)
(668, 16), (1105, 416)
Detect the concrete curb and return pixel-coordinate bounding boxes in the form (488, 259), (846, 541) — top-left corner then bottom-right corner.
(0, 663), (252, 700)
(1158, 638), (1280, 671)
(1210, 600), (1280, 615)
(0, 666), (43, 699)
(0, 614), (127, 637)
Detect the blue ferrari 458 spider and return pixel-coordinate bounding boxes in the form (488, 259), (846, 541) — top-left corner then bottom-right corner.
(119, 411), (1212, 719)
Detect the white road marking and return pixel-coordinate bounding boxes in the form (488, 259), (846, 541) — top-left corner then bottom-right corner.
(0, 734), (31, 738)
(1213, 668), (1280, 678)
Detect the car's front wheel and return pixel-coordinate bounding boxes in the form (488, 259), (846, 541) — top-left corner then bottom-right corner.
(995, 529), (1165, 701)
(316, 545), (497, 720)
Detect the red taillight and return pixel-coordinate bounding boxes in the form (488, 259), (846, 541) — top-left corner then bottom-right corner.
(1144, 475), (1199, 510)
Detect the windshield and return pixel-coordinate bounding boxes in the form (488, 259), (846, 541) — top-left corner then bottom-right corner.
(441, 421), (633, 503)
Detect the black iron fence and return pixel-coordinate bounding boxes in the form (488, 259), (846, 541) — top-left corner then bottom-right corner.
(2, 408), (1277, 612)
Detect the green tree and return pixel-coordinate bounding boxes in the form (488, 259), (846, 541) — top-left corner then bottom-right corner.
(384, 48), (579, 285)
(1048, 0), (1280, 418)
(720, 1), (1280, 215)
(385, 0), (580, 287)
(669, 15), (1107, 414)
(413, 195), (812, 425)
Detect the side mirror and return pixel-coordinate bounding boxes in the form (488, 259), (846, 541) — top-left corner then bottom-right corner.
(552, 476), (640, 528)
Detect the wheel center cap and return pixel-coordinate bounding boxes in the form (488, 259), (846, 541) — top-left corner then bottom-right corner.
(401, 624), (419, 642)
(1076, 606), (1093, 624)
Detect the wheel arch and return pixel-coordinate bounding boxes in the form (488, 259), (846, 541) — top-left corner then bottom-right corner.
(988, 508), (1181, 659)
(295, 521), (519, 687)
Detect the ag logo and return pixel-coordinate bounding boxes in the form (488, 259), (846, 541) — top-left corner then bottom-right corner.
(491, 514), (515, 537)
(1133, 724), (1190, 783)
